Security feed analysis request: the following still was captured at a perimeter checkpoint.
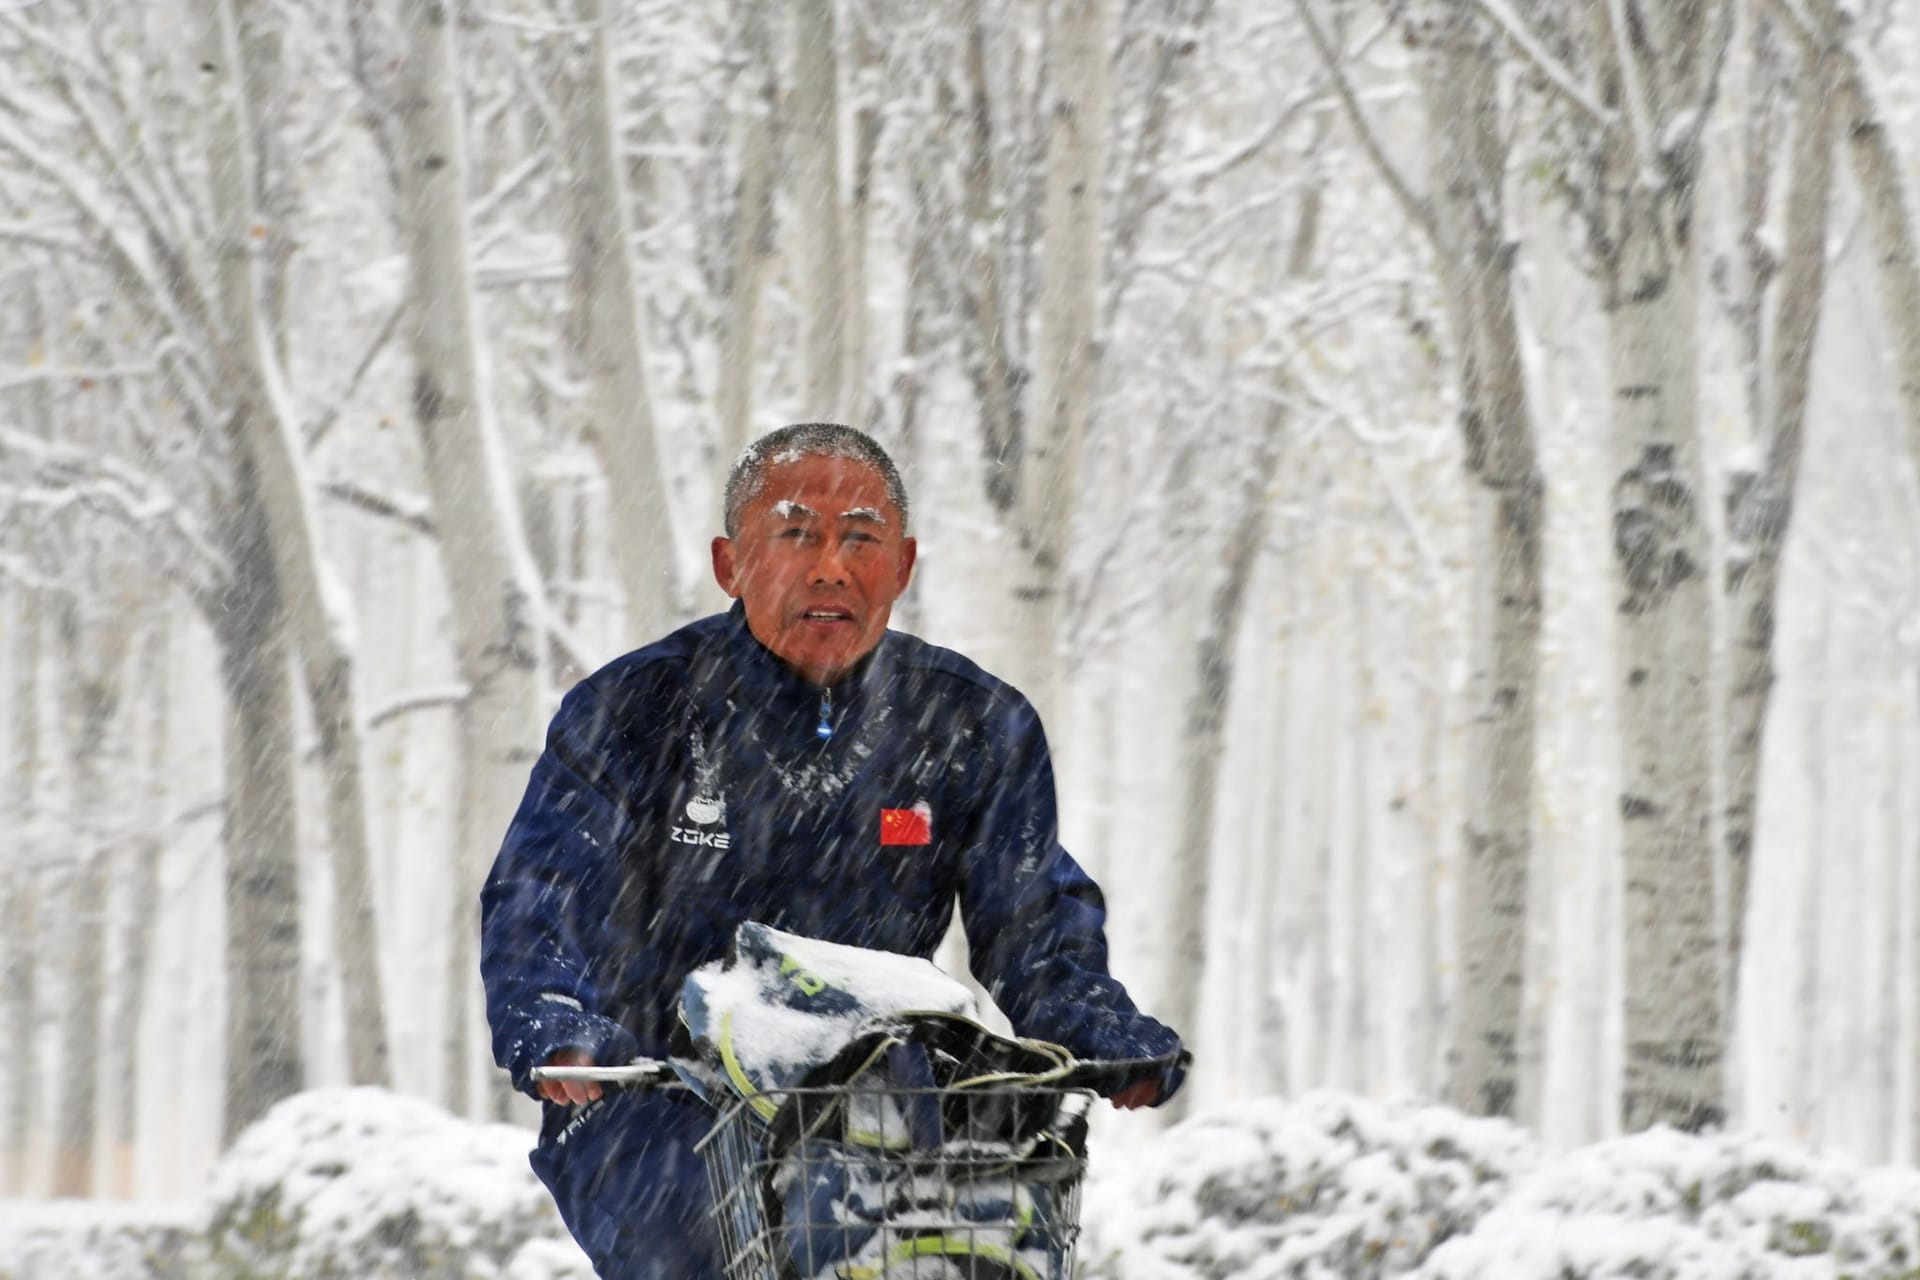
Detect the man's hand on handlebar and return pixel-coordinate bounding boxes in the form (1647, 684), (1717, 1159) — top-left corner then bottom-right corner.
(1110, 1079), (1160, 1110)
(539, 1049), (603, 1106)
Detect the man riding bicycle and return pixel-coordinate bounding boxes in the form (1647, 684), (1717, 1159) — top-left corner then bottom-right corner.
(480, 424), (1186, 1279)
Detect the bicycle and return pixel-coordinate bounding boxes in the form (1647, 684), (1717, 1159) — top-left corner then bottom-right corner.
(535, 1050), (1182, 1280)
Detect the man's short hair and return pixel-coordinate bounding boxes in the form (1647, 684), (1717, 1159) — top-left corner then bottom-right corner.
(723, 424), (911, 538)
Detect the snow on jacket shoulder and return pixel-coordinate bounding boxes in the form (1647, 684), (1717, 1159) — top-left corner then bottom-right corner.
(480, 604), (1183, 1100)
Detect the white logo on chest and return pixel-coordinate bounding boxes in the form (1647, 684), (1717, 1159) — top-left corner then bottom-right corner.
(672, 793), (731, 849)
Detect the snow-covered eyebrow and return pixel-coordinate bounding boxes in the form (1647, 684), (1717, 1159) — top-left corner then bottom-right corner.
(766, 499), (888, 526)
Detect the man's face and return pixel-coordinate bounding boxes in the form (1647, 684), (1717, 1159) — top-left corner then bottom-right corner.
(711, 454), (917, 686)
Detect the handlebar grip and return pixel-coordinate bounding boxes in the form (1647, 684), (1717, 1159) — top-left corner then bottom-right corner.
(531, 1060), (685, 1090)
(1057, 1049), (1191, 1091)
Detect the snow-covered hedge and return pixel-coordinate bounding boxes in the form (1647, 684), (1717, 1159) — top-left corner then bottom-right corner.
(1, 1089), (591, 1280)
(1084, 1090), (1920, 1280)
(201, 1087), (590, 1280)
(1080, 1090), (1537, 1280)
(1417, 1127), (1920, 1279)
(0, 1200), (198, 1280)
(14, 1088), (1920, 1279)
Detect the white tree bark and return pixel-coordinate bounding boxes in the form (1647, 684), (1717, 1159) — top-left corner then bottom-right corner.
(3, 597), (45, 1195)
(1016, 0), (1108, 726)
(1874, 714), (1900, 1162)
(1249, 536), (1297, 1098)
(1722, 50), (1835, 1005)
(1906, 685), (1920, 1161)
(214, 527), (304, 1144)
(51, 854), (105, 1198)
(393, 0), (553, 1116)
(1425, 9), (1544, 1122)
(1345, 578), (1377, 1093)
(1793, 610), (1832, 1138)
(792, 0), (849, 417)
(955, 1), (1020, 515)
(1785, 0), (1920, 464)
(717, 0), (777, 472)
(1159, 419), (1286, 1122)
(105, 618), (168, 1195)
(844, 3), (885, 429)
(199, 0), (390, 1091)
(50, 501), (138, 1197)
(562, 0), (679, 640)
(1586, 0), (1726, 1135)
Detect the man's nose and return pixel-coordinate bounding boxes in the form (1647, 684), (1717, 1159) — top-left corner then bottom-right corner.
(808, 540), (849, 584)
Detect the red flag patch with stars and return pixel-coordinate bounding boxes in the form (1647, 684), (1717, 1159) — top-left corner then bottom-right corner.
(880, 804), (932, 846)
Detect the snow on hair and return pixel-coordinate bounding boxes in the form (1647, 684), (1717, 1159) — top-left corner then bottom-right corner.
(723, 424), (911, 538)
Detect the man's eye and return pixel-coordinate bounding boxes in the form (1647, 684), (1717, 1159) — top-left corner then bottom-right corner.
(845, 531), (880, 545)
(777, 527), (811, 540)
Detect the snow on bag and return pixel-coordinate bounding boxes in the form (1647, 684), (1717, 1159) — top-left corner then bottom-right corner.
(676, 922), (1086, 1280)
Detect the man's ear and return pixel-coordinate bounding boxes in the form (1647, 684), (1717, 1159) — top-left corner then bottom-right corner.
(895, 537), (918, 592)
(711, 535), (741, 597)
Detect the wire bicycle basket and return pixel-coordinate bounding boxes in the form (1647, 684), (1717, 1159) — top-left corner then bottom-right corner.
(695, 1082), (1092, 1280)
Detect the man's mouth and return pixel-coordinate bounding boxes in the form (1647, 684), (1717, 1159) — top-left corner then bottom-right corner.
(800, 607), (854, 624)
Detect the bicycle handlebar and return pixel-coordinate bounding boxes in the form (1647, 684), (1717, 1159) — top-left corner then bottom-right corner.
(531, 1050), (1190, 1093)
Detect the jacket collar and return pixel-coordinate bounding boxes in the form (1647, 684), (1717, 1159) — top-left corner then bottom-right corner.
(700, 601), (897, 724)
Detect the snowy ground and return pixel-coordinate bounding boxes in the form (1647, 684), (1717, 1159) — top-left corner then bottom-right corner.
(7, 1087), (1920, 1278)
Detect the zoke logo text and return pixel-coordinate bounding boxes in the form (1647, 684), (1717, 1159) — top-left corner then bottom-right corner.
(671, 826), (731, 849)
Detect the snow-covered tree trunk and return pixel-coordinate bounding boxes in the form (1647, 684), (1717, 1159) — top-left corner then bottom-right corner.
(844, 2), (884, 428)
(199, 0), (389, 1090)
(1793, 611), (1832, 1138)
(50, 541), (137, 1195)
(213, 518), (304, 1144)
(393, 0), (553, 1116)
(1415, 674), (1447, 1098)
(1423, 9), (1544, 1122)
(3, 591), (44, 1194)
(1581, 0), (1727, 1135)
(1159, 420), (1286, 1121)
(1608, 235), (1720, 1135)
(1345, 578), (1377, 1093)
(1907, 684), (1920, 1161)
(1785, 0), (1920, 467)
(51, 854), (105, 1197)
(105, 620), (168, 1195)
(1249, 538), (1297, 1098)
(1016, 0), (1107, 726)
(792, 0), (849, 417)
(956, 0), (1020, 517)
(1874, 715), (1901, 1162)
(1722, 51), (1835, 1004)
(562, 0), (678, 639)
(717, 0), (777, 470)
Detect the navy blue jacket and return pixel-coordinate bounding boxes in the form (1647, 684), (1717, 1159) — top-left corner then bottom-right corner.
(480, 604), (1183, 1102)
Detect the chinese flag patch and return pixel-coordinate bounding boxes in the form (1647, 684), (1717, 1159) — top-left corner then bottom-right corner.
(880, 805), (932, 846)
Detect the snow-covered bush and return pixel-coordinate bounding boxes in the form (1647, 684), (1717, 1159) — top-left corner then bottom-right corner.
(1081, 1090), (1538, 1280)
(1416, 1127), (1920, 1280)
(0, 1201), (198, 1280)
(200, 1087), (591, 1280)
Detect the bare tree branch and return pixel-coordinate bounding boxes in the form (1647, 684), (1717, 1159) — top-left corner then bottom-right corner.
(364, 685), (472, 731)
(1289, 0), (1440, 251)
(1471, 0), (1614, 126)
(1600, 0), (1661, 183)
(0, 425), (227, 609)
(305, 298), (408, 450)
(320, 479), (436, 535)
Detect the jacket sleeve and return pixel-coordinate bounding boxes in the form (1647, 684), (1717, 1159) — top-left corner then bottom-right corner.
(480, 679), (643, 1096)
(956, 690), (1186, 1098)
